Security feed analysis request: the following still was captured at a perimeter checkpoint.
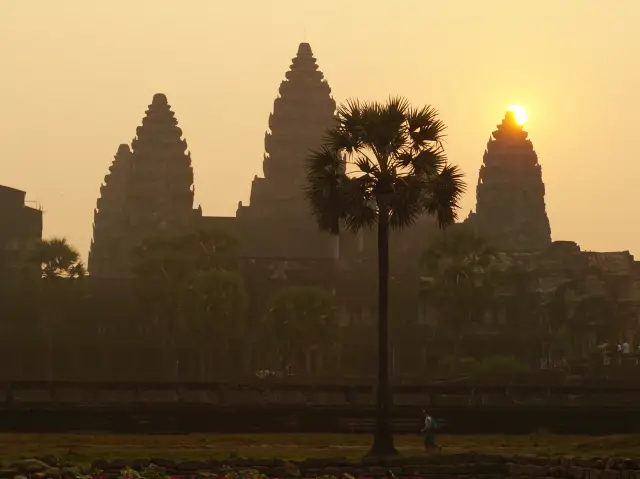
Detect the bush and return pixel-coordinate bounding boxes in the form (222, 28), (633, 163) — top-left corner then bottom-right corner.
(437, 355), (479, 374)
(470, 355), (531, 380)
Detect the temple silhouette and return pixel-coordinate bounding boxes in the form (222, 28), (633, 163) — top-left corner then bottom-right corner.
(87, 43), (437, 275)
(87, 42), (556, 279)
(0, 41), (638, 379)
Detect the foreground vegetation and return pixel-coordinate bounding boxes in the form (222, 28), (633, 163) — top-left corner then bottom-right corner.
(4, 433), (640, 464)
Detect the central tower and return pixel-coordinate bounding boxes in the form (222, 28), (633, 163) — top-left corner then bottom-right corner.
(236, 43), (338, 259)
(468, 110), (552, 252)
(240, 42), (336, 216)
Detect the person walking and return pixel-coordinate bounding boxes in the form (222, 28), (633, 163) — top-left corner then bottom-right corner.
(421, 409), (441, 453)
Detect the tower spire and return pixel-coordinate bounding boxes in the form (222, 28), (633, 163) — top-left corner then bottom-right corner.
(470, 109), (551, 252)
(255, 41), (336, 208)
(89, 93), (196, 278)
(235, 42), (338, 260)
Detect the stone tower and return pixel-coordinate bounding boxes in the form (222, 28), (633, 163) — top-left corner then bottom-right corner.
(239, 42), (336, 217)
(88, 93), (195, 277)
(88, 144), (134, 277)
(236, 43), (338, 259)
(469, 110), (551, 252)
(127, 93), (194, 233)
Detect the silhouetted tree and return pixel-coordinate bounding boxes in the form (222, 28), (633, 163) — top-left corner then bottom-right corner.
(264, 285), (339, 374)
(185, 268), (248, 334)
(29, 237), (86, 280)
(133, 229), (247, 379)
(305, 96), (465, 457)
(421, 229), (495, 363)
(133, 229), (240, 318)
(133, 229), (238, 283)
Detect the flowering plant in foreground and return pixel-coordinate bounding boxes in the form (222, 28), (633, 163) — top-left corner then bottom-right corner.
(113, 466), (333, 479)
(101, 468), (384, 479)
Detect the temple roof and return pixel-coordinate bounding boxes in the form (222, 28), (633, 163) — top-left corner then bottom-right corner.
(116, 143), (131, 155)
(491, 110), (529, 142)
(297, 42), (312, 56)
(132, 93), (187, 156)
(152, 93), (168, 105)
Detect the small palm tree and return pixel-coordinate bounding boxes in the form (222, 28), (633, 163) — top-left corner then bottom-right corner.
(305, 96), (465, 457)
(30, 237), (86, 279)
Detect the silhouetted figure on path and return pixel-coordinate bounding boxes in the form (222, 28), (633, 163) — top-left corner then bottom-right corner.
(421, 409), (441, 453)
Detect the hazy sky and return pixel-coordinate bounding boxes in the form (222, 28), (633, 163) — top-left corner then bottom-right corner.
(1, 0), (639, 259)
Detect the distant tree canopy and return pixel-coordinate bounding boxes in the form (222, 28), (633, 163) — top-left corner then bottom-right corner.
(133, 229), (247, 334)
(184, 268), (248, 333)
(33, 238), (86, 280)
(133, 229), (239, 284)
(469, 355), (531, 380)
(422, 229), (495, 308)
(421, 228), (495, 353)
(264, 285), (339, 360)
(7, 237), (86, 282)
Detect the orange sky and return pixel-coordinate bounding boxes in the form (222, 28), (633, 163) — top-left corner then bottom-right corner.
(1, 0), (639, 259)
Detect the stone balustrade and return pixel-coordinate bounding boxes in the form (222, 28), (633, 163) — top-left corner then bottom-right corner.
(3, 380), (640, 407)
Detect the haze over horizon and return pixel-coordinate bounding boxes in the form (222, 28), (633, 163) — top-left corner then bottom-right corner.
(1, 0), (638, 260)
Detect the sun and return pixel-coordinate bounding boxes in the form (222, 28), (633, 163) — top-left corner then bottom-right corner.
(507, 105), (527, 125)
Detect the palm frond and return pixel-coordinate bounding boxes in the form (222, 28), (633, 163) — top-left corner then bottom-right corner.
(331, 99), (366, 153)
(406, 105), (447, 151)
(388, 176), (426, 230)
(362, 97), (410, 162)
(325, 127), (361, 153)
(341, 176), (377, 231)
(306, 96), (467, 236)
(413, 147), (447, 176)
(385, 96), (411, 139)
(336, 98), (364, 129)
(354, 155), (380, 175)
(392, 147), (446, 177)
(422, 163), (466, 229)
(71, 261), (87, 279)
(305, 147), (349, 234)
(306, 145), (344, 176)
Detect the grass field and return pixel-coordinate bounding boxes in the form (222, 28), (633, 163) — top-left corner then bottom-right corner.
(2, 433), (640, 464)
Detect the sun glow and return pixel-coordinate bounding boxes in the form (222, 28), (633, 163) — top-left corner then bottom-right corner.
(507, 105), (527, 125)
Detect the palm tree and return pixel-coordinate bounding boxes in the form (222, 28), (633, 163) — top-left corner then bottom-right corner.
(305, 96), (465, 457)
(30, 237), (86, 279)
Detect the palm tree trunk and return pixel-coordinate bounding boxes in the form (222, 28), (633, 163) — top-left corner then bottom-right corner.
(368, 203), (397, 457)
